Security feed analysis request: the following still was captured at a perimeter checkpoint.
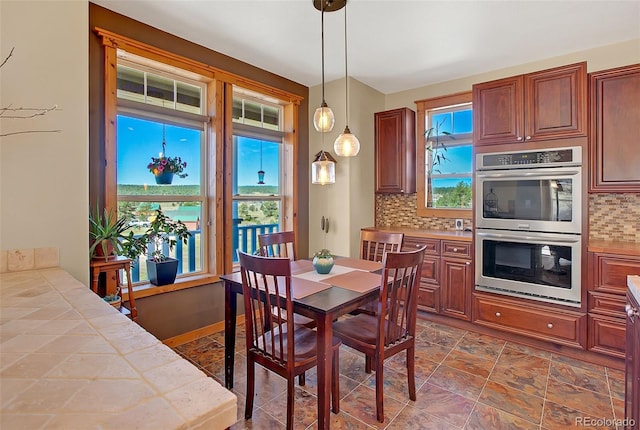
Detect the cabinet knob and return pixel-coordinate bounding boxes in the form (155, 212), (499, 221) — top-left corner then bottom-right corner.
(453, 247), (458, 252)
(626, 304), (639, 318)
(466, 261), (471, 265)
(495, 312), (501, 317)
(517, 136), (523, 141)
(547, 323), (553, 329)
(525, 136), (531, 140)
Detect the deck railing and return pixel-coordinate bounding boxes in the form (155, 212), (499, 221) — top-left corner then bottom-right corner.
(128, 223), (278, 282)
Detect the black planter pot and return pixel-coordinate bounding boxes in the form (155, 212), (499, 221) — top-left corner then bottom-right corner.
(147, 258), (179, 286)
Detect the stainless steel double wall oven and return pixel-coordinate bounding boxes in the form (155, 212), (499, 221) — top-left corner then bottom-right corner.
(475, 146), (583, 307)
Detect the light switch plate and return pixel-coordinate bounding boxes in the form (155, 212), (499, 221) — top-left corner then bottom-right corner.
(455, 219), (464, 230)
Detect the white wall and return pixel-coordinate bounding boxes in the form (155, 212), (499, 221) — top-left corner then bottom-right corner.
(0, 1), (89, 283)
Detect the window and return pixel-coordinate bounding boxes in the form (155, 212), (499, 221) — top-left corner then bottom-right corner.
(115, 59), (208, 283)
(416, 92), (473, 218)
(427, 105), (472, 209)
(231, 92), (285, 262)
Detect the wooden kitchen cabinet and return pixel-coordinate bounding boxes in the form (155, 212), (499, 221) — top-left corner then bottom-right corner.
(473, 292), (586, 348)
(403, 236), (440, 313)
(587, 251), (640, 358)
(625, 290), (640, 429)
(403, 236), (472, 320)
(473, 62), (586, 146)
(441, 241), (472, 321)
(374, 108), (416, 194)
(588, 64), (640, 192)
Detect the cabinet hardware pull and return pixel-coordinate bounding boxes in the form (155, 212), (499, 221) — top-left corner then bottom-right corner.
(495, 312), (501, 317)
(517, 136), (523, 141)
(525, 136), (531, 140)
(453, 248), (458, 252)
(627, 304), (639, 318)
(466, 261), (471, 265)
(547, 323), (553, 329)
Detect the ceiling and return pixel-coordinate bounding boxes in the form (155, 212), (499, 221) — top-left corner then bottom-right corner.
(92, 0), (640, 94)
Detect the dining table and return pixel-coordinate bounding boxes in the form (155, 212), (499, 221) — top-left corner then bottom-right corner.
(221, 256), (384, 430)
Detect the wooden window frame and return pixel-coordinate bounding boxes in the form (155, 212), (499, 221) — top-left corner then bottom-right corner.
(95, 28), (302, 278)
(415, 91), (473, 219)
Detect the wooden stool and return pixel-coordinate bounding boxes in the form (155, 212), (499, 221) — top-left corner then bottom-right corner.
(90, 257), (137, 321)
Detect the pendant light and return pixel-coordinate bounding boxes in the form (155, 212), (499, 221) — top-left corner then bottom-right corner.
(312, 0), (335, 133)
(311, 148), (337, 185)
(333, 1), (360, 157)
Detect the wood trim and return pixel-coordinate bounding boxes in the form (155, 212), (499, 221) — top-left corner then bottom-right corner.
(94, 27), (303, 105)
(223, 82), (234, 274)
(212, 80), (225, 275)
(416, 91), (472, 218)
(162, 314), (246, 348)
(103, 43), (118, 211)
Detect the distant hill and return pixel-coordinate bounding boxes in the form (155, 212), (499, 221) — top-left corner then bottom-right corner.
(238, 185), (278, 195)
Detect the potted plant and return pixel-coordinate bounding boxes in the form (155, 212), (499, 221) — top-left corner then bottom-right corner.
(89, 207), (139, 261)
(103, 288), (122, 309)
(125, 209), (192, 286)
(312, 249), (334, 274)
(148, 155), (188, 185)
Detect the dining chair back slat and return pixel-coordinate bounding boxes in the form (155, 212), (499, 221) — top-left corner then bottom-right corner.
(258, 231), (296, 261)
(360, 230), (404, 262)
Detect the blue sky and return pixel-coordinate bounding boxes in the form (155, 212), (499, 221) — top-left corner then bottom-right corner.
(116, 116), (279, 187)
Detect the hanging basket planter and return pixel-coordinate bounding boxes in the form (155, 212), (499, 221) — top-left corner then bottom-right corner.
(154, 171), (174, 185)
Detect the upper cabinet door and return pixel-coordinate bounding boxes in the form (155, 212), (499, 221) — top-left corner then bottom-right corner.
(589, 64), (640, 193)
(473, 75), (523, 146)
(525, 62), (587, 141)
(375, 108), (416, 194)
(473, 62), (587, 146)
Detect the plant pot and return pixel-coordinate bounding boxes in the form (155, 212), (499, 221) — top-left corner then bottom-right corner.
(104, 296), (121, 309)
(155, 172), (174, 185)
(91, 240), (117, 261)
(147, 257), (179, 286)
(312, 255), (334, 274)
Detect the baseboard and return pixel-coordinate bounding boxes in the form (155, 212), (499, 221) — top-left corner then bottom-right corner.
(162, 315), (245, 348)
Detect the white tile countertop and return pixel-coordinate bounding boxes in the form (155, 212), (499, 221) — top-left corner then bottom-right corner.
(629, 275), (640, 304)
(0, 268), (236, 429)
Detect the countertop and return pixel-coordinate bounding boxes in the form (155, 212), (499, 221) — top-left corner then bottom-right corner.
(363, 226), (473, 242)
(629, 275), (640, 304)
(588, 240), (640, 257)
(0, 268), (236, 429)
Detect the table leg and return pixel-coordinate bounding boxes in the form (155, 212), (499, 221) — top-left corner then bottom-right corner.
(224, 280), (237, 389)
(316, 313), (333, 430)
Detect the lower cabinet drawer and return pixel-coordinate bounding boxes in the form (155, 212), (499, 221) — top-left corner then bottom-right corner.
(417, 283), (440, 313)
(587, 314), (626, 358)
(473, 294), (586, 348)
(588, 291), (627, 318)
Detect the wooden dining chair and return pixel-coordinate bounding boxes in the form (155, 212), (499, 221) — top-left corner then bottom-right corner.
(332, 246), (426, 423)
(258, 230), (315, 332)
(238, 251), (341, 430)
(353, 229), (404, 315)
(258, 230), (296, 260)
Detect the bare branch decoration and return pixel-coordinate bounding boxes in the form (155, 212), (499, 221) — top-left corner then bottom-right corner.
(0, 47), (61, 138)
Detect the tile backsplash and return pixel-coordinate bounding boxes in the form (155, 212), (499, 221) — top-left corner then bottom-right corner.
(589, 193), (640, 242)
(376, 192), (639, 243)
(0, 247), (59, 273)
(375, 194), (472, 230)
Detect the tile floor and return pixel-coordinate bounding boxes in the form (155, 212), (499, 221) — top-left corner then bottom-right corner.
(173, 319), (626, 429)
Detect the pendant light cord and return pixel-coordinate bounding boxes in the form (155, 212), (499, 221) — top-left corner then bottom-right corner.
(321, 1), (326, 104)
(343, 1), (349, 126)
(162, 123), (166, 156)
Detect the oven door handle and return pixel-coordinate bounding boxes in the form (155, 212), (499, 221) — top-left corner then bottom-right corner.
(476, 231), (580, 243)
(476, 169), (580, 178)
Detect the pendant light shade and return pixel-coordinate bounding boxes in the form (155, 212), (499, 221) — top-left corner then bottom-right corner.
(313, 0), (335, 133)
(311, 150), (336, 185)
(313, 102), (335, 133)
(334, 125), (360, 156)
(333, 0), (360, 156)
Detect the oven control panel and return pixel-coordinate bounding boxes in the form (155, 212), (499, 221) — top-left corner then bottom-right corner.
(478, 146), (581, 169)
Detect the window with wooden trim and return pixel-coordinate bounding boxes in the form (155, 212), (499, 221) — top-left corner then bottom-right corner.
(416, 92), (473, 219)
